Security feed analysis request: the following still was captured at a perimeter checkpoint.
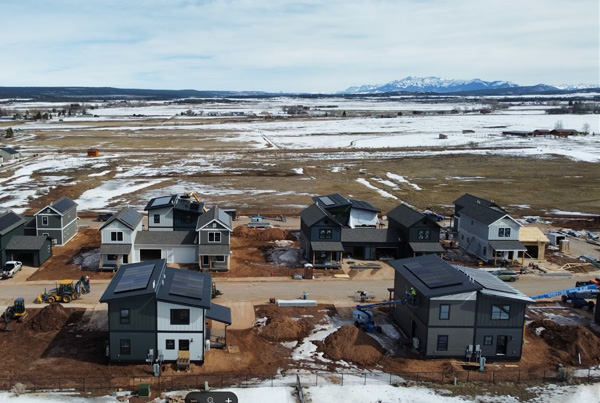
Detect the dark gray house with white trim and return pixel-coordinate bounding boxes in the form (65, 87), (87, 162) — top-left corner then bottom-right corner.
(387, 204), (444, 259)
(390, 254), (533, 360)
(34, 197), (78, 246)
(196, 207), (232, 271)
(0, 211), (27, 267)
(100, 259), (231, 364)
(5, 235), (52, 267)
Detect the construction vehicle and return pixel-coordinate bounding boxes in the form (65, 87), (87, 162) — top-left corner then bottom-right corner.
(35, 276), (91, 304)
(530, 283), (599, 309)
(353, 297), (415, 333)
(211, 282), (222, 299)
(2, 298), (27, 331)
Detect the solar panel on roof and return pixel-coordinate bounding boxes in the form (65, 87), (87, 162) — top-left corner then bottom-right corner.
(114, 264), (154, 293)
(151, 196), (173, 207)
(404, 261), (463, 289)
(458, 267), (517, 295)
(320, 196), (334, 206)
(0, 212), (21, 231)
(170, 270), (205, 299)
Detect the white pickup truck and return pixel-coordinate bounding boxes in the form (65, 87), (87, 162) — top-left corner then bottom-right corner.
(1, 261), (22, 279)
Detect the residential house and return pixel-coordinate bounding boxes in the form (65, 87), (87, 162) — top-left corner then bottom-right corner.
(5, 235), (52, 267)
(133, 231), (198, 264)
(34, 196), (78, 246)
(0, 147), (21, 161)
(145, 194), (205, 232)
(387, 204), (444, 258)
(196, 207), (232, 271)
(99, 259), (231, 363)
(299, 203), (345, 267)
(453, 194), (526, 264)
(99, 207), (143, 270)
(0, 211), (27, 267)
(519, 227), (549, 260)
(390, 254), (533, 360)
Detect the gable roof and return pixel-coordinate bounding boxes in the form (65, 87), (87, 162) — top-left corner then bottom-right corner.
(390, 254), (481, 298)
(311, 193), (352, 209)
(0, 147), (19, 155)
(458, 202), (512, 226)
(36, 196), (77, 216)
(100, 207), (143, 230)
(300, 203), (343, 228)
(196, 206), (232, 231)
(456, 266), (534, 303)
(6, 235), (49, 250)
(144, 195), (177, 211)
(387, 203), (434, 228)
(0, 211), (27, 236)
(341, 227), (400, 243)
(100, 259), (166, 302)
(454, 194), (503, 211)
(135, 230), (198, 246)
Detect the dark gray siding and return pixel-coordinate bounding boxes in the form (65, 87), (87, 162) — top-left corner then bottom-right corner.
(475, 295), (526, 328)
(426, 327), (474, 358)
(109, 332), (155, 362)
(428, 299), (476, 327)
(199, 229), (230, 245)
(108, 295), (157, 332)
(474, 328), (524, 359)
(309, 219), (342, 242)
(0, 225), (25, 266)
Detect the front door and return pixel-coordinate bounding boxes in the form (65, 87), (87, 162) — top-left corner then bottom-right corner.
(496, 335), (507, 355)
(202, 256), (210, 266)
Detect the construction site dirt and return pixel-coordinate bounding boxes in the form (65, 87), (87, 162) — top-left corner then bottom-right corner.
(1, 301), (600, 389)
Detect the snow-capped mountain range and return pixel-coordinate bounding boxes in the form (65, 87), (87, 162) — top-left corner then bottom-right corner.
(338, 76), (598, 94)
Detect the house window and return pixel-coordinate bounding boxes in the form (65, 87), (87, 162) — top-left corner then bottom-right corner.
(498, 228), (511, 237)
(42, 233), (49, 237)
(484, 336), (493, 346)
(183, 214), (192, 223)
(437, 335), (448, 351)
(439, 304), (450, 320)
(208, 232), (221, 242)
(417, 230), (431, 240)
(170, 309), (190, 325)
(319, 228), (333, 239)
(154, 214), (160, 224)
(166, 339), (175, 350)
(179, 339), (190, 351)
(108, 254), (117, 261)
(491, 304), (511, 320)
(42, 216), (49, 226)
(120, 308), (130, 324)
(120, 339), (131, 355)
(214, 255), (225, 262)
(111, 232), (123, 242)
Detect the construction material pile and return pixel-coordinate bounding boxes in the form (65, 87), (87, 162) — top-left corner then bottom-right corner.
(31, 303), (71, 332)
(260, 316), (309, 341)
(528, 319), (600, 366)
(317, 325), (384, 366)
(233, 226), (291, 242)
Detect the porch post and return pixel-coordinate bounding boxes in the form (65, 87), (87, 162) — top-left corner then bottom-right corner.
(312, 252), (315, 265)
(494, 251), (497, 266)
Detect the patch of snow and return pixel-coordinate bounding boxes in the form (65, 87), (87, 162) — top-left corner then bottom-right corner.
(355, 178), (398, 199)
(386, 172), (422, 190)
(292, 168), (304, 174)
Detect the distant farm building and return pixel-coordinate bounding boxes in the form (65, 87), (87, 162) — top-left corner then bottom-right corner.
(87, 148), (100, 157)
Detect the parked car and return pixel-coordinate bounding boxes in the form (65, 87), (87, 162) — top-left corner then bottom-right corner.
(492, 269), (519, 282)
(96, 212), (114, 222)
(2, 261), (22, 279)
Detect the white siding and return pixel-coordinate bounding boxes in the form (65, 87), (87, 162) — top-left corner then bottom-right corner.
(157, 301), (204, 332)
(149, 207), (173, 231)
(101, 221), (135, 244)
(488, 217), (521, 240)
(172, 246), (199, 263)
(157, 332), (204, 361)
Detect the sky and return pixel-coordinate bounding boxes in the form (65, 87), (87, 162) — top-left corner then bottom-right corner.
(1, 0), (599, 92)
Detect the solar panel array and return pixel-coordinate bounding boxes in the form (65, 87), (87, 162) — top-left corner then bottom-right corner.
(404, 261), (463, 289)
(52, 197), (76, 213)
(458, 267), (517, 294)
(319, 196), (334, 206)
(151, 196), (173, 208)
(170, 270), (205, 299)
(114, 264), (155, 293)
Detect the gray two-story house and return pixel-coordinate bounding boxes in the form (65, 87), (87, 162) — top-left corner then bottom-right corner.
(300, 203), (345, 267)
(34, 197), (78, 246)
(387, 204), (444, 258)
(453, 194), (526, 264)
(99, 207), (143, 269)
(99, 259), (231, 363)
(145, 194), (205, 232)
(196, 207), (232, 271)
(390, 254), (533, 360)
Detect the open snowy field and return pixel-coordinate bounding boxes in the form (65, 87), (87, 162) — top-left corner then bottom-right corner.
(0, 96), (599, 216)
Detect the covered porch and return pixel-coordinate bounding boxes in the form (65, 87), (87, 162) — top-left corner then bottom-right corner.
(408, 241), (445, 258)
(489, 240), (527, 265)
(199, 244), (231, 271)
(98, 244), (131, 270)
(310, 241), (344, 268)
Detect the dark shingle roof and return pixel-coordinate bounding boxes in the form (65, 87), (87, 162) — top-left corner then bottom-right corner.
(0, 211), (26, 235)
(136, 230), (197, 245)
(49, 196), (77, 215)
(174, 198), (205, 213)
(144, 195), (177, 211)
(100, 207), (143, 230)
(6, 235), (48, 250)
(100, 260), (166, 302)
(387, 204), (432, 228)
(454, 193), (504, 212)
(300, 204), (343, 228)
(458, 203), (507, 225)
(341, 228), (400, 243)
(349, 199), (380, 213)
(390, 254), (481, 298)
(0, 147), (19, 155)
(311, 193), (352, 208)
(196, 206), (232, 231)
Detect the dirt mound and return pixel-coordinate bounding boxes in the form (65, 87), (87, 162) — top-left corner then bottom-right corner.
(233, 226), (290, 242)
(260, 316), (307, 341)
(31, 303), (72, 332)
(318, 325), (384, 366)
(528, 320), (600, 366)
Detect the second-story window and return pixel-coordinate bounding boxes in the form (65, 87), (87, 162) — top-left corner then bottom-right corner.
(208, 232), (221, 242)
(498, 228), (511, 237)
(418, 230), (431, 240)
(319, 228), (332, 239)
(154, 214), (160, 224)
(111, 232), (123, 242)
(439, 304), (450, 320)
(42, 216), (49, 226)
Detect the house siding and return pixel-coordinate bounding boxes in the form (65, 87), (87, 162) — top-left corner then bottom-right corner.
(0, 224), (25, 267)
(109, 332), (155, 362)
(101, 221), (137, 244)
(108, 295), (157, 332)
(148, 207), (173, 231)
(157, 301), (205, 332)
(474, 327), (524, 359)
(475, 295), (526, 329)
(157, 332), (205, 362)
(426, 327), (475, 358)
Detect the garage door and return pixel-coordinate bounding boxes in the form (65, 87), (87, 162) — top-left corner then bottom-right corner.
(140, 249), (162, 261)
(172, 247), (198, 264)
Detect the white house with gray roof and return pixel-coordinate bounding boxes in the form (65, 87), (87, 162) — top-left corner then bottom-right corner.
(453, 194), (526, 264)
(133, 230), (198, 264)
(99, 207), (143, 269)
(196, 206), (232, 271)
(0, 147), (21, 161)
(34, 196), (78, 246)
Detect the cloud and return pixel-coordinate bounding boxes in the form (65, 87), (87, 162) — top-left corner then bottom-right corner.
(0, 0), (598, 92)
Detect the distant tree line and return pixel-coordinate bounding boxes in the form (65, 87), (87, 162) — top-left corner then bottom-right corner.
(546, 101), (600, 115)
